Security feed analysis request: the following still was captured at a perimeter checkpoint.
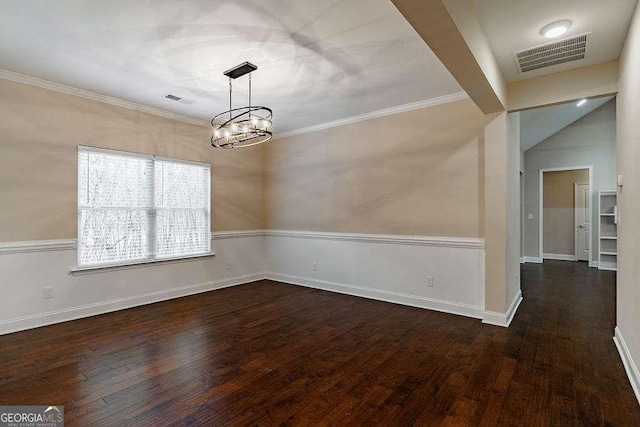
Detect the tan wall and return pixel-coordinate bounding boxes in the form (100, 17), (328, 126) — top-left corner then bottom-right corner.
(0, 79), (266, 241)
(483, 113), (507, 312)
(542, 169), (589, 255)
(483, 112), (520, 313)
(616, 1), (640, 380)
(507, 61), (618, 112)
(264, 99), (487, 237)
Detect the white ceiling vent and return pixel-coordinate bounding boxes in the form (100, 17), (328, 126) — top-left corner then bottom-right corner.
(514, 33), (590, 73)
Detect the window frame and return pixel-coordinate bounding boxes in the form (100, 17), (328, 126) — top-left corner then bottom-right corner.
(76, 145), (212, 271)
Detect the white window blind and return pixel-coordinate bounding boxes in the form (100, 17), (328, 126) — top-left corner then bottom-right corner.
(78, 147), (211, 269)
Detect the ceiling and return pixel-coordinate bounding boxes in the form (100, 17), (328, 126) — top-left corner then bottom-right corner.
(520, 96), (613, 151)
(473, 0), (638, 82)
(0, 0), (463, 133)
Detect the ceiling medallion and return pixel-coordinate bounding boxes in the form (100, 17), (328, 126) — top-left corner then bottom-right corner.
(211, 62), (273, 149)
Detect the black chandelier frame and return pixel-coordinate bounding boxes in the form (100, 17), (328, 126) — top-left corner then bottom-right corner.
(210, 62), (273, 149)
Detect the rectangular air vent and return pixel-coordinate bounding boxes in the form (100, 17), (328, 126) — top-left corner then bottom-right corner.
(164, 94), (195, 105)
(515, 33), (590, 73)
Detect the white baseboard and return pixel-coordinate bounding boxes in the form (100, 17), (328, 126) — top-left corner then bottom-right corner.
(482, 289), (523, 327)
(265, 272), (483, 320)
(0, 273), (264, 336)
(614, 326), (640, 405)
(520, 257), (525, 264)
(0, 230), (487, 335)
(1, 268), (486, 336)
(523, 256), (543, 264)
(543, 253), (577, 261)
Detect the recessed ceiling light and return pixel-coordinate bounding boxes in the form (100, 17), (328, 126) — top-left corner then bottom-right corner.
(576, 99), (587, 107)
(541, 20), (571, 39)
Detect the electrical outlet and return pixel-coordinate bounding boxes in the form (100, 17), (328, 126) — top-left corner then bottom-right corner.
(226, 261), (232, 270)
(44, 286), (54, 299)
(426, 276), (434, 287)
(312, 262), (318, 271)
(528, 213), (533, 219)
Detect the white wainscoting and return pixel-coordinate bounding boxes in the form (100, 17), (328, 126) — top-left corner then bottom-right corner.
(0, 234), (266, 335)
(264, 230), (486, 319)
(0, 230), (497, 335)
(614, 326), (640, 405)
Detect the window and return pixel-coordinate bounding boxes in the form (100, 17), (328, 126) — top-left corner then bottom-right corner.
(77, 146), (211, 269)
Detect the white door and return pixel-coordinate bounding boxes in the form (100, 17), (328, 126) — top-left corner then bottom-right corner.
(575, 183), (590, 261)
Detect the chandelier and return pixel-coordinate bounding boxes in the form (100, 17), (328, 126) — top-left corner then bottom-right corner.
(211, 62), (273, 148)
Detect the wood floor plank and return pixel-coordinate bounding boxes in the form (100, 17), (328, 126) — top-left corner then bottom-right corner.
(0, 263), (638, 426)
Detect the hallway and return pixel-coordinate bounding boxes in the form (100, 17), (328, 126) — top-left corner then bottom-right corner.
(504, 260), (639, 425)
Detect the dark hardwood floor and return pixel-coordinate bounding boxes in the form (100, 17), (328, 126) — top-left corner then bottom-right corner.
(1, 260), (638, 426)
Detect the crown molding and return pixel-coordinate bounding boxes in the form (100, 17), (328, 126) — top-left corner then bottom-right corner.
(0, 69), (210, 128)
(2, 69), (469, 136)
(274, 91), (469, 140)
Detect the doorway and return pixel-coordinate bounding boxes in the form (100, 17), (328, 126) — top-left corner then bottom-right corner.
(539, 167), (593, 263)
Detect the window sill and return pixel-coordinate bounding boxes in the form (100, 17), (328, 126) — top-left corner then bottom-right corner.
(70, 252), (216, 276)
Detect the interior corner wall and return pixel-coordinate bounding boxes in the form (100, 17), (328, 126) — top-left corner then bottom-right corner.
(263, 98), (489, 319)
(0, 79), (267, 334)
(616, 0), (640, 404)
(523, 101), (617, 259)
(0, 77), (501, 332)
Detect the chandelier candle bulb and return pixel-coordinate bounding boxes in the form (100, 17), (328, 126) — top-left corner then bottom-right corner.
(210, 61), (273, 149)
